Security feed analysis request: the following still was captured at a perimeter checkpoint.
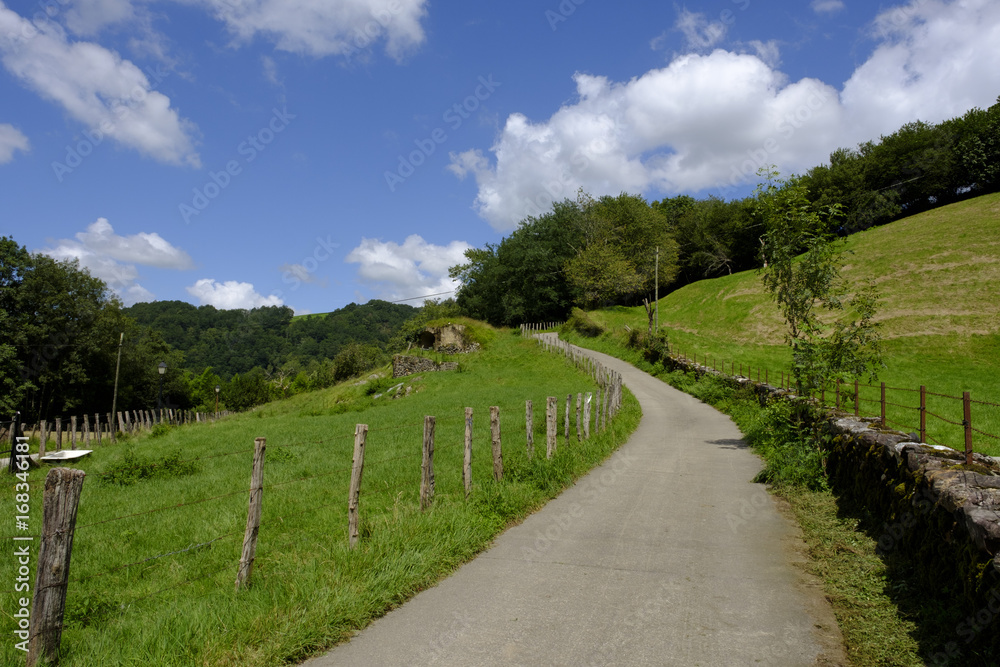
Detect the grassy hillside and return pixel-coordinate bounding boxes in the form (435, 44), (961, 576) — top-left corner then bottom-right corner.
(2, 329), (638, 666)
(584, 192), (1000, 452)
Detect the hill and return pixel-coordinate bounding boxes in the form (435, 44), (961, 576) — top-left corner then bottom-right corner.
(582, 192), (1000, 451)
(124, 299), (417, 376)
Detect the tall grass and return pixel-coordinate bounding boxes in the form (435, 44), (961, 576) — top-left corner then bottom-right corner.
(1, 331), (639, 666)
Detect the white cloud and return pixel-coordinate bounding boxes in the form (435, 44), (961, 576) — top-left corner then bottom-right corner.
(0, 123), (29, 163)
(197, 0), (429, 60)
(747, 39), (781, 68)
(64, 0), (135, 35)
(345, 235), (471, 301)
(811, 0), (845, 14)
(451, 0), (1000, 231)
(842, 0), (1000, 144)
(675, 9), (727, 51)
(0, 4), (199, 166)
(186, 279), (284, 309)
(39, 218), (194, 304)
(261, 55), (281, 86)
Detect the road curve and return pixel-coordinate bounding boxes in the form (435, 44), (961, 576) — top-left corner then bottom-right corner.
(301, 336), (846, 666)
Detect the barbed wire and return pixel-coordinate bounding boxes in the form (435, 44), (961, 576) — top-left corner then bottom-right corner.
(925, 410), (964, 428)
(70, 532), (238, 585)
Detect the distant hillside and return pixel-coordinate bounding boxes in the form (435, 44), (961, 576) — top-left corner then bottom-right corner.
(654, 191), (1000, 344)
(124, 299), (417, 376)
(584, 192), (1000, 412)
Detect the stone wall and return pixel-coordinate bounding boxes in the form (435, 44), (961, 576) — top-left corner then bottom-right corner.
(665, 353), (1000, 656)
(392, 355), (459, 379)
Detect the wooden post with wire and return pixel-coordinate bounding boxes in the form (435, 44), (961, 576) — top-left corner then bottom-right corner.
(525, 400), (534, 459)
(464, 408), (473, 499)
(546, 396), (557, 459)
(26, 467), (86, 667)
(235, 437), (266, 591)
(964, 392), (973, 466)
(490, 406), (503, 481)
(421, 417), (435, 511)
(919, 386), (927, 444)
(348, 424), (368, 548)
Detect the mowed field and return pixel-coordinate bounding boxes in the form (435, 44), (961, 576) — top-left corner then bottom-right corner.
(586, 192), (1000, 453)
(2, 330), (639, 666)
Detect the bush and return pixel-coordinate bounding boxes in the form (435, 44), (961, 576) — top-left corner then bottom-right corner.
(564, 308), (604, 337)
(99, 447), (199, 487)
(332, 343), (384, 382)
(624, 328), (670, 364)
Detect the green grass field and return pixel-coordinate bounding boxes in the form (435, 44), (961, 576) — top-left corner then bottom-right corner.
(2, 331), (639, 666)
(583, 192), (1000, 454)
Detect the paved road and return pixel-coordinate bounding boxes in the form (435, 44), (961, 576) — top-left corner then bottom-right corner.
(302, 338), (845, 666)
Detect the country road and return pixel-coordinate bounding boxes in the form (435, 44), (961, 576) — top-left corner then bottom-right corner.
(302, 335), (846, 666)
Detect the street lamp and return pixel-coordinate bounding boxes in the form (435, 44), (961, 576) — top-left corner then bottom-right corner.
(215, 384), (220, 416)
(157, 362), (167, 422)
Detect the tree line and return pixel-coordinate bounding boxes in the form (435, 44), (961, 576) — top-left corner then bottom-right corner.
(450, 96), (1000, 326)
(1, 235), (435, 423)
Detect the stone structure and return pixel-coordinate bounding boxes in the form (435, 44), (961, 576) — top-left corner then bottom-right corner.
(418, 324), (478, 354)
(392, 355), (459, 379)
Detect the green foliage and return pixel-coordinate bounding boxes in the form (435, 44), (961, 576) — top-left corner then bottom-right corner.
(565, 192), (680, 307)
(450, 200), (583, 325)
(563, 307), (605, 337)
(756, 168), (884, 393)
(222, 367), (275, 411)
(332, 342), (384, 382)
(98, 447), (199, 486)
(124, 299), (417, 378)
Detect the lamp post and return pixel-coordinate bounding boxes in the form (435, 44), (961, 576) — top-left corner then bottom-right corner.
(157, 362), (167, 423)
(215, 384), (220, 417)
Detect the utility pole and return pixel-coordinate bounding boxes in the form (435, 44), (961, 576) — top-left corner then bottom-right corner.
(655, 246), (659, 332)
(110, 332), (123, 442)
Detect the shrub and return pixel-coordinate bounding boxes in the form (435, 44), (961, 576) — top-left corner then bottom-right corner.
(99, 447), (199, 487)
(564, 308), (605, 337)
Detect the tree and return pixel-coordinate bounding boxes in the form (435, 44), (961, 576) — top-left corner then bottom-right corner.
(565, 192), (679, 307)
(450, 199), (583, 325)
(756, 169), (884, 395)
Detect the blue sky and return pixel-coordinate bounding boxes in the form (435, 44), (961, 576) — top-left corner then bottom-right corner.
(1, 0), (998, 314)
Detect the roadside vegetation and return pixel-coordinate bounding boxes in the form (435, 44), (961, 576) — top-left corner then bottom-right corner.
(1, 329), (639, 666)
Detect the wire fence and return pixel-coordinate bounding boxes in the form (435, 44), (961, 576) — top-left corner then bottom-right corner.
(7, 342), (622, 665)
(672, 348), (1000, 462)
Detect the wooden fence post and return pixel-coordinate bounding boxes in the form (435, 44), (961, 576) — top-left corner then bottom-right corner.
(963, 392), (973, 466)
(880, 383), (887, 428)
(546, 396), (557, 459)
(70, 416), (77, 447)
(38, 422), (47, 460)
(84, 414), (91, 447)
(576, 393), (582, 442)
(490, 406), (503, 481)
(525, 400), (534, 459)
(348, 424), (368, 548)
(25, 468), (86, 667)
(54, 418), (62, 451)
(919, 386), (927, 444)
(565, 394), (571, 445)
(583, 392), (592, 439)
(464, 408), (473, 499)
(235, 437), (266, 591)
(421, 417), (435, 511)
